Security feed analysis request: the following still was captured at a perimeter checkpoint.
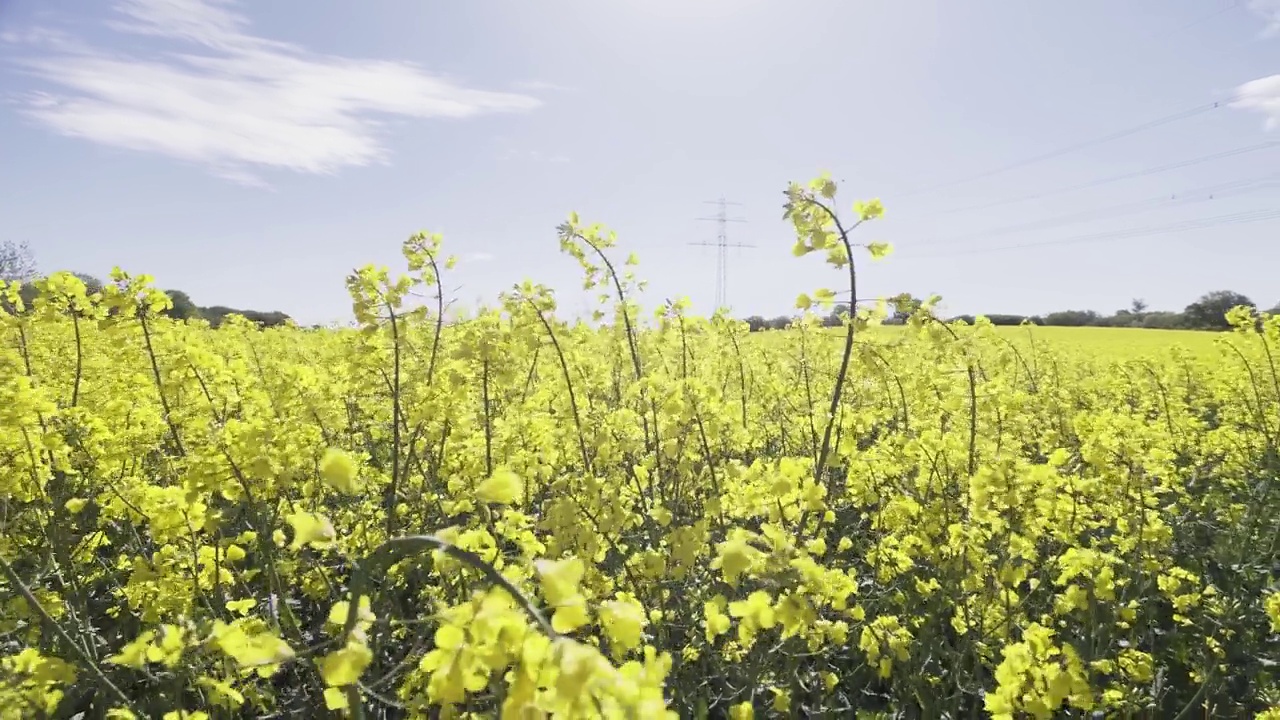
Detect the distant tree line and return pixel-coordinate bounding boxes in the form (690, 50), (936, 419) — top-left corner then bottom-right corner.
(743, 302), (853, 331)
(1, 240), (291, 328)
(161, 289), (292, 328)
(744, 291), (1280, 332)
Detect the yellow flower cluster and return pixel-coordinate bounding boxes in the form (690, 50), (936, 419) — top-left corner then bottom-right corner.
(0, 180), (1278, 717)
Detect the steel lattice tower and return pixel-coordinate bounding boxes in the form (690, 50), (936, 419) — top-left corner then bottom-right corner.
(691, 198), (752, 310)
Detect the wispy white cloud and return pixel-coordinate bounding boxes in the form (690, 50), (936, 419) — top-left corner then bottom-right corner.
(1232, 2), (1280, 128)
(463, 251), (495, 263)
(3, 0), (541, 185)
(1248, 0), (1280, 36)
(1232, 74), (1280, 130)
(0, 26), (87, 52)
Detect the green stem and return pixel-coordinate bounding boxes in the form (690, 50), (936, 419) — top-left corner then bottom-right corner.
(337, 534), (559, 717)
(0, 554), (141, 715)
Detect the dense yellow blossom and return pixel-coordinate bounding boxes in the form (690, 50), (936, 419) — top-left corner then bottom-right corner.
(0, 179), (1277, 717)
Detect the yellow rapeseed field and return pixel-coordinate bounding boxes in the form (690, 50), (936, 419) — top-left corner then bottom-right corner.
(882, 325), (1223, 360)
(1, 176), (1278, 719)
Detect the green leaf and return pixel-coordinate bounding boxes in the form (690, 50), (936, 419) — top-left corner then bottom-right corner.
(795, 293), (813, 310)
(792, 242), (811, 257)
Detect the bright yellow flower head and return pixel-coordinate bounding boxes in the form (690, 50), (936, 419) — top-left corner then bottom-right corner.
(476, 467), (523, 505)
(599, 594), (647, 656)
(535, 557), (586, 606)
(1266, 591), (1280, 633)
(319, 641), (373, 687)
(712, 530), (762, 587)
(318, 448), (361, 494)
(285, 511), (336, 551)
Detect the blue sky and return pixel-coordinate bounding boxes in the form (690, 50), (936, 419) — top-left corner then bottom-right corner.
(2, 0), (1279, 325)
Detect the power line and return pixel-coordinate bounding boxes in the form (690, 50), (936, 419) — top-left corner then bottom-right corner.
(1183, 1), (1241, 27)
(898, 207), (1280, 259)
(691, 198), (752, 310)
(919, 140), (1280, 218)
(909, 172), (1280, 248)
(896, 98), (1228, 197)
(1158, 1), (1242, 37)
